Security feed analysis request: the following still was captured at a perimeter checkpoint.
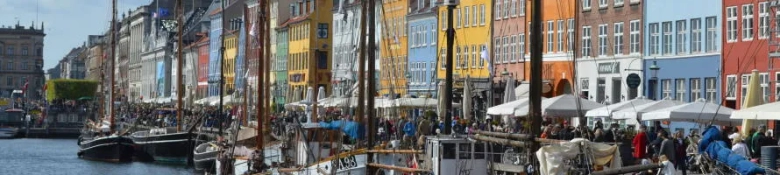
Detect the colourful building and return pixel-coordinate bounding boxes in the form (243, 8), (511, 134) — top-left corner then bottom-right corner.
(521, 0), (575, 97)
(223, 31), (238, 94)
(285, 0), (333, 105)
(196, 36), (210, 99)
(380, 0), (409, 97)
(436, 0), (492, 96)
(407, 0), (438, 97)
(492, 0), (526, 104)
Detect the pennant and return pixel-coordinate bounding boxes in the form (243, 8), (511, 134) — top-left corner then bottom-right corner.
(249, 22), (257, 36)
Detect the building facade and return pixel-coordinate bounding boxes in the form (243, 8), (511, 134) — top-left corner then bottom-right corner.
(0, 23), (46, 99)
(407, 0), (438, 97)
(275, 27), (289, 106)
(379, 0), (409, 97)
(576, 0), (643, 104)
(723, 0), (776, 109)
(286, 0), (333, 104)
(492, 0), (526, 104)
(331, 0), (361, 97)
(644, 0), (721, 103)
(128, 6), (152, 103)
(196, 36), (210, 100)
(519, 0), (575, 98)
(437, 0), (493, 97)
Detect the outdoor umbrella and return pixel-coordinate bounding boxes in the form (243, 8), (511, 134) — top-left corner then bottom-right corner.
(642, 99), (737, 125)
(739, 70), (762, 136)
(437, 81), (446, 121)
(611, 98), (683, 120)
(730, 101), (780, 120)
(462, 76), (472, 120)
(513, 94), (605, 117)
(585, 96), (654, 118)
(502, 77), (517, 124)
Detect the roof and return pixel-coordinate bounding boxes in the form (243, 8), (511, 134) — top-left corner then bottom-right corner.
(277, 14), (311, 28)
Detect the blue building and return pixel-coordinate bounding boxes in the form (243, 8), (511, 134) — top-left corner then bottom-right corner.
(643, 0), (722, 134)
(208, 10), (222, 97)
(234, 17), (246, 94)
(407, 0), (437, 97)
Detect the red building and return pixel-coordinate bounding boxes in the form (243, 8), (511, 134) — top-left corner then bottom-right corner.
(721, 0), (780, 109)
(196, 36), (210, 99)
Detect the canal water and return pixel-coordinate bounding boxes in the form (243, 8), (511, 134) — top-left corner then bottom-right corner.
(0, 138), (193, 175)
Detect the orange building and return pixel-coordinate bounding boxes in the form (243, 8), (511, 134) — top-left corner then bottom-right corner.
(521, 0), (576, 97)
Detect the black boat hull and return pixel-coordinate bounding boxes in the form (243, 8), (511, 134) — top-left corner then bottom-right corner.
(78, 136), (135, 163)
(193, 141), (219, 173)
(131, 131), (194, 164)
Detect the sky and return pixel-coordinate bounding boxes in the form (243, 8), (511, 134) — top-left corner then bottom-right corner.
(0, 0), (152, 70)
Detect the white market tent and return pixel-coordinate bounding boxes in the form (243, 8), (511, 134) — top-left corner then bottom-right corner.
(585, 97), (654, 118)
(513, 94), (604, 117)
(642, 99), (737, 125)
(611, 99), (683, 120)
(730, 101), (780, 120)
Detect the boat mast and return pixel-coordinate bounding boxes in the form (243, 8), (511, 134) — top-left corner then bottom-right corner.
(443, 0), (455, 135)
(218, 0), (226, 136)
(255, 0), (266, 153)
(356, 0), (367, 124)
(109, 0), (117, 134)
(242, 4), (249, 127)
(175, 0), (183, 132)
(529, 0), (543, 170)
(263, 0), (272, 146)
(366, 0), (377, 173)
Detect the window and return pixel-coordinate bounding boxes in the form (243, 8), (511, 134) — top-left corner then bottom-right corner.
(6, 46), (13, 56)
(568, 19), (574, 51)
(480, 45), (486, 67)
(705, 78), (717, 103)
(431, 24), (436, 45)
(614, 22), (624, 55)
(761, 73), (770, 103)
(649, 23), (659, 55)
(494, 37), (500, 64)
(317, 23), (328, 38)
(504, 0), (509, 18)
(741, 74), (751, 103)
(582, 26), (592, 57)
(676, 20), (687, 55)
(464, 7), (470, 27)
(691, 18), (702, 53)
(583, 0), (591, 10)
(463, 46), (469, 67)
(676, 79), (686, 102)
(519, 34), (526, 60)
(440, 48), (446, 69)
(615, 0), (624, 6)
(472, 45), (477, 67)
(598, 24), (608, 56)
(472, 6), (477, 27)
(495, 1), (502, 20)
(503, 36), (509, 62)
(6, 77), (11, 86)
(442, 11), (447, 30)
(662, 79), (672, 100)
(547, 21), (554, 53)
(662, 22), (672, 55)
(776, 73), (780, 101)
(410, 26), (416, 47)
(599, 0), (607, 8)
(21, 61), (28, 70)
(557, 20), (564, 52)
(21, 47), (28, 56)
(456, 8), (461, 28)
(690, 78), (701, 102)
(510, 0), (517, 17)
(706, 17), (718, 52)
(727, 75), (737, 100)
(519, 0), (525, 15)
(760, 2), (769, 39)
(480, 5), (486, 25)
(726, 7), (738, 42)
(627, 20), (639, 54)
(743, 4), (754, 40)
(509, 36), (516, 62)
(6, 61), (12, 70)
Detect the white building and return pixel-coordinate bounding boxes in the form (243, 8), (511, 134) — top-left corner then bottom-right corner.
(331, 0), (382, 97)
(128, 6), (152, 103)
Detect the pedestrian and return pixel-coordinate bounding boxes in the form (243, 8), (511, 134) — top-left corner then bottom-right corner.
(659, 132), (676, 165)
(633, 125), (649, 161)
(730, 133), (750, 158)
(674, 130), (687, 175)
(657, 155), (675, 175)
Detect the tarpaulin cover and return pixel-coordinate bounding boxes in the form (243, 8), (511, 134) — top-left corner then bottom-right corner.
(536, 138), (621, 175)
(700, 126), (765, 175)
(318, 120), (365, 140)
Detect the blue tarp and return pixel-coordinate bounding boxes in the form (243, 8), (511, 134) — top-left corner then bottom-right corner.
(318, 120), (365, 140)
(700, 126), (765, 175)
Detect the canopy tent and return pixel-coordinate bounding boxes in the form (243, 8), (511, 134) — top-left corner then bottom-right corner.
(394, 97), (437, 108)
(730, 101), (780, 120)
(513, 94), (605, 117)
(610, 98), (683, 120)
(584, 97), (654, 118)
(209, 95), (234, 106)
(641, 99), (737, 125)
(487, 97), (532, 115)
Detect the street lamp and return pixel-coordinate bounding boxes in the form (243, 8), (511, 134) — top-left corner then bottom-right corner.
(648, 61), (660, 78)
(648, 60), (661, 100)
(405, 73), (411, 95)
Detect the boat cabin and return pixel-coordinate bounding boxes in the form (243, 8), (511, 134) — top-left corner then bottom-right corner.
(425, 136), (488, 175)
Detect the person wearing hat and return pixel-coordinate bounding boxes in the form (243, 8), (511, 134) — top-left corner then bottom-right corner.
(730, 133), (750, 158)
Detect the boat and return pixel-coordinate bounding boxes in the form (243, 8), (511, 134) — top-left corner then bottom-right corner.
(193, 141), (220, 173)
(0, 127), (18, 138)
(77, 121), (135, 162)
(130, 127), (195, 164)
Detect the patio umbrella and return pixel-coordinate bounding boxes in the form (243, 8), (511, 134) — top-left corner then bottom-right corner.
(304, 86), (315, 123)
(740, 70), (762, 136)
(437, 81), (446, 121)
(316, 86), (327, 120)
(610, 98), (683, 120)
(731, 101), (780, 120)
(462, 76), (472, 120)
(487, 97), (531, 115)
(584, 96), (654, 118)
(513, 94), (605, 117)
(502, 78), (516, 124)
(642, 99), (737, 125)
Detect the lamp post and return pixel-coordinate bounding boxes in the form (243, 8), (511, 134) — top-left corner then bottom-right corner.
(648, 61), (661, 100)
(405, 73), (412, 96)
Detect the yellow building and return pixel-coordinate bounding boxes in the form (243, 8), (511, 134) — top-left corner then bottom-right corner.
(437, 1), (492, 90)
(379, 0), (409, 97)
(224, 31), (238, 94)
(285, 0), (332, 103)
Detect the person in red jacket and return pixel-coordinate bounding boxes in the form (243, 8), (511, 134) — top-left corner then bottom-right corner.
(633, 125), (648, 162)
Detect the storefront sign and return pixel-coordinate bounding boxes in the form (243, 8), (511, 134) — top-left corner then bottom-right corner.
(597, 62), (620, 74)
